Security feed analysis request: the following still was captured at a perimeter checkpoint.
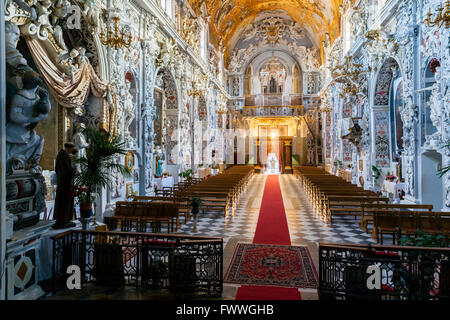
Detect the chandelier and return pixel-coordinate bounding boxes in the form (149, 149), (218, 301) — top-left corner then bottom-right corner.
(100, 17), (133, 50)
(425, 1), (450, 28)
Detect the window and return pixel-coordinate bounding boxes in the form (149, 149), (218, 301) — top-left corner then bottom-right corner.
(200, 22), (207, 61)
(160, 0), (173, 19)
(421, 59), (441, 145)
(390, 77), (404, 161)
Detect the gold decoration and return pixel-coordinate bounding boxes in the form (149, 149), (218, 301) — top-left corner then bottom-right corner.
(425, 0), (450, 28)
(186, 0), (342, 58)
(100, 17), (133, 50)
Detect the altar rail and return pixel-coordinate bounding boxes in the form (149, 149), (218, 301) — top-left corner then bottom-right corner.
(319, 243), (450, 300)
(52, 230), (223, 298)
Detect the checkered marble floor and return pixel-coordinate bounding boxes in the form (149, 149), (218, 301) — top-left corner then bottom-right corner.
(176, 173), (379, 247)
(176, 174), (267, 246)
(279, 175), (376, 245)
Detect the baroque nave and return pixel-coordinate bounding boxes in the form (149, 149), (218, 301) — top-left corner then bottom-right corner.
(0, 0), (449, 301)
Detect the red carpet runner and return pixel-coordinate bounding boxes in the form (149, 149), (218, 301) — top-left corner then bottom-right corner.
(236, 175), (301, 300)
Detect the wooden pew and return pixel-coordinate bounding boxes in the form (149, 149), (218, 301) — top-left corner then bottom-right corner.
(360, 203), (434, 233)
(106, 201), (180, 233)
(373, 210), (450, 245)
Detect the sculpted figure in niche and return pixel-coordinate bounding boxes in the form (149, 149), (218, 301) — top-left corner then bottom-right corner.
(72, 122), (89, 158)
(233, 77), (240, 96)
(6, 70), (51, 173)
(123, 81), (136, 143)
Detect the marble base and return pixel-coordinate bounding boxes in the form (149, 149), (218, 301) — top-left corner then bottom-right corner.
(6, 220), (55, 300)
(13, 285), (46, 300)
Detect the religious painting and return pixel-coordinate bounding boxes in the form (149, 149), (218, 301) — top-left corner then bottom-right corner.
(126, 182), (134, 198)
(154, 89), (163, 147)
(374, 111), (391, 168)
(133, 170), (139, 184)
(359, 159), (364, 171)
(125, 151), (135, 171)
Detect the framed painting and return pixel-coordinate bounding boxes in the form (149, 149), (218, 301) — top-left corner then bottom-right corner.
(126, 182), (134, 198)
(125, 151), (134, 171)
(133, 170), (139, 184)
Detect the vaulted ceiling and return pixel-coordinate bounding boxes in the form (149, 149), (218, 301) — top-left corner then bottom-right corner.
(188, 0), (343, 59)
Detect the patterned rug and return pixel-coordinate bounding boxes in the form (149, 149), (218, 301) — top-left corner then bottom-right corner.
(224, 243), (318, 289)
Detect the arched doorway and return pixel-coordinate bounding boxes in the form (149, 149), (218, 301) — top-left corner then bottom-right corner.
(420, 58), (443, 209)
(373, 58), (402, 175)
(153, 68), (179, 178)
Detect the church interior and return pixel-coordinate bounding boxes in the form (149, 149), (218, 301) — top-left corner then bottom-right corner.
(1, 0), (450, 301)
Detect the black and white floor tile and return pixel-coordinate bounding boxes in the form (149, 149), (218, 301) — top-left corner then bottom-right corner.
(280, 175), (376, 245)
(176, 175), (266, 246)
(176, 174), (378, 247)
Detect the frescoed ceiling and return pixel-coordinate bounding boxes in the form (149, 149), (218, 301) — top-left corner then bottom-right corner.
(188, 0), (343, 58)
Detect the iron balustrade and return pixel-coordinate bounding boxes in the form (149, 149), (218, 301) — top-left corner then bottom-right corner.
(319, 242), (450, 300)
(52, 230), (223, 298)
(243, 105), (304, 117)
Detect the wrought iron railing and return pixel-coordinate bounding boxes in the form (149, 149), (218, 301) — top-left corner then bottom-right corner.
(52, 230), (223, 298)
(244, 94), (302, 107)
(319, 242), (450, 300)
(243, 105), (304, 117)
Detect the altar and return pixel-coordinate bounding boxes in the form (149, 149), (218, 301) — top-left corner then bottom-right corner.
(382, 180), (406, 201)
(155, 175), (175, 190)
(266, 153), (280, 174)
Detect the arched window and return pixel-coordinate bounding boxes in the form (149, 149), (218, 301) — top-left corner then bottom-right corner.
(389, 76), (404, 162)
(200, 22), (207, 61)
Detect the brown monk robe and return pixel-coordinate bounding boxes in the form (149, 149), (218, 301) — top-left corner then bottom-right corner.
(53, 142), (77, 229)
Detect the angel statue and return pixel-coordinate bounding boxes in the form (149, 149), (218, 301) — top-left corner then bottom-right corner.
(6, 70), (51, 173)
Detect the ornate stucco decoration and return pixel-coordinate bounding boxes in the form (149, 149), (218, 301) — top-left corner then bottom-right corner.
(365, 29), (399, 72)
(182, 14), (201, 53)
(331, 55), (369, 99)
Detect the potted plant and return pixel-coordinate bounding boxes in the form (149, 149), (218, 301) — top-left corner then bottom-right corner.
(386, 174), (397, 182)
(372, 165), (381, 181)
(337, 160), (343, 169)
(190, 197), (202, 232)
(75, 186), (96, 218)
(74, 128), (130, 222)
(178, 169), (194, 181)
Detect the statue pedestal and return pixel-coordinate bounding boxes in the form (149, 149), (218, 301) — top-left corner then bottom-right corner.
(5, 220), (55, 300)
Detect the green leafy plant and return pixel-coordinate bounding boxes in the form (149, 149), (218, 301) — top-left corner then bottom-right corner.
(74, 128), (131, 207)
(398, 229), (446, 299)
(337, 160), (343, 168)
(400, 229), (445, 248)
(371, 165), (381, 180)
(178, 169), (194, 179)
(190, 197), (202, 215)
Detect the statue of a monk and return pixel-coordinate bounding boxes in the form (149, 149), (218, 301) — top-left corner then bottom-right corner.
(53, 142), (76, 229)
